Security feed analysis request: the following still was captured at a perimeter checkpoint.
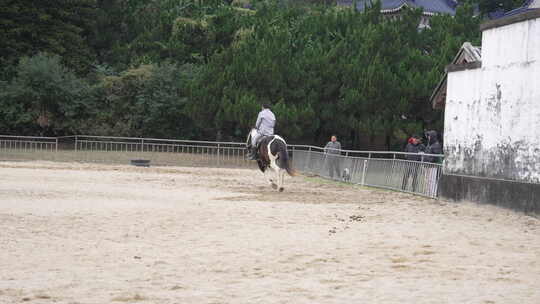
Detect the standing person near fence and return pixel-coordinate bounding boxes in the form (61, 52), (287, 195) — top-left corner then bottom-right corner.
(424, 130), (442, 162)
(324, 135), (342, 180)
(424, 130), (442, 196)
(401, 135), (425, 192)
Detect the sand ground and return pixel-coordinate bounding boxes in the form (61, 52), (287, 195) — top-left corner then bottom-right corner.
(0, 161), (539, 304)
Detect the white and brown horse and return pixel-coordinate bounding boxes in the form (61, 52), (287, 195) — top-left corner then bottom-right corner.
(247, 129), (296, 191)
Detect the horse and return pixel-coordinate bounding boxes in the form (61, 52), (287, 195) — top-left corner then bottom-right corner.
(247, 129), (296, 192)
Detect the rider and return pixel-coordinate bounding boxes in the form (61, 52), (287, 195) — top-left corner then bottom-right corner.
(247, 103), (276, 160)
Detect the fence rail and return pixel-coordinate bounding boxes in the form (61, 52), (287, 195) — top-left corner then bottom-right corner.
(0, 134), (443, 198)
(291, 149), (441, 198)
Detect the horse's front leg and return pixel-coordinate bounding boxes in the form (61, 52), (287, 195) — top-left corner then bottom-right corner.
(258, 160), (276, 189)
(270, 159), (285, 192)
(269, 160), (281, 191)
(277, 168), (285, 192)
(269, 176), (278, 190)
(265, 168), (278, 190)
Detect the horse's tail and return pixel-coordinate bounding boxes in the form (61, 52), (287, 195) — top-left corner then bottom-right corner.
(278, 148), (297, 177)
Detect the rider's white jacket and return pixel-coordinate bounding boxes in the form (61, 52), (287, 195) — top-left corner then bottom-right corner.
(255, 109), (276, 136)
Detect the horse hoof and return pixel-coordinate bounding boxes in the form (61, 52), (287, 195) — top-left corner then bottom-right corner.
(271, 183), (278, 189)
(279, 187), (284, 192)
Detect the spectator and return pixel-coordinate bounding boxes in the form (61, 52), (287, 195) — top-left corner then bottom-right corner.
(424, 130), (443, 196)
(401, 135), (425, 192)
(424, 130), (442, 163)
(324, 135), (342, 179)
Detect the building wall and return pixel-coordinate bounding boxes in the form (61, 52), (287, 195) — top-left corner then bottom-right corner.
(443, 16), (540, 184)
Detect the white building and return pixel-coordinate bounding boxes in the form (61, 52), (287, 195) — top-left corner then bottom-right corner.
(435, 6), (540, 213)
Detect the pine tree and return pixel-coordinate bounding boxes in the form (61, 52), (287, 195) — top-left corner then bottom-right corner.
(0, 0), (97, 77)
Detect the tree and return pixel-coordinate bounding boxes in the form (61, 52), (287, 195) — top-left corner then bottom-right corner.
(87, 0), (242, 69)
(88, 62), (200, 138)
(0, 53), (93, 135)
(0, 0), (97, 77)
(0, 0), (488, 149)
(188, 1), (483, 149)
(132, 63), (200, 139)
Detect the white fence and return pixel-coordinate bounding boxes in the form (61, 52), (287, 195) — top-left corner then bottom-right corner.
(0, 135), (443, 198)
(290, 146), (443, 198)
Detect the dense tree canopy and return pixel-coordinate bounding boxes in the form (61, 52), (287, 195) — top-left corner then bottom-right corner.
(0, 53), (93, 135)
(1, 0), (493, 149)
(0, 0), (96, 77)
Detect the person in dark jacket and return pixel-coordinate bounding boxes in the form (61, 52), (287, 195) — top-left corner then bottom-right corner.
(424, 130), (443, 196)
(404, 135), (426, 161)
(401, 135), (425, 192)
(424, 130), (442, 163)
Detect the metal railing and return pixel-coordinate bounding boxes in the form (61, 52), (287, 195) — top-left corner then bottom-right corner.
(0, 134), (444, 198)
(290, 146), (443, 198)
(0, 135), (253, 168)
(70, 135), (254, 168)
(0, 135), (58, 161)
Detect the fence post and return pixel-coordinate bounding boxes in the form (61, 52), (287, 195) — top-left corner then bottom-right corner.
(217, 143), (220, 166)
(53, 137), (58, 161)
(308, 146), (312, 173)
(361, 159), (368, 186)
(74, 136), (78, 152)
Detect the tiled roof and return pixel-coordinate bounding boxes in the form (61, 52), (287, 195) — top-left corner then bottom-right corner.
(337, 0), (458, 16)
(430, 42), (481, 110)
(488, 0), (540, 19)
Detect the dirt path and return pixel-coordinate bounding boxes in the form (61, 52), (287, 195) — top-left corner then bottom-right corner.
(0, 161), (539, 304)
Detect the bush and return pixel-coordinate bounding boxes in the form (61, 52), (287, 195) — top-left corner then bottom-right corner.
(0, 53), (93, 135)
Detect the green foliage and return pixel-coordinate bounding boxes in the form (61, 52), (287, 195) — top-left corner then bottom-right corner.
(0, 0), (97, 77)
(88, 62), (199, 138)
(87, 0), (242, 68)
(190, 1), (480, 147)
(0, 0), (485, 149)
(0, 53), (93, 135)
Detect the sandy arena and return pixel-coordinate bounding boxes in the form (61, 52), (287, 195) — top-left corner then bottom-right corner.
(0, 161), (539, 304)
